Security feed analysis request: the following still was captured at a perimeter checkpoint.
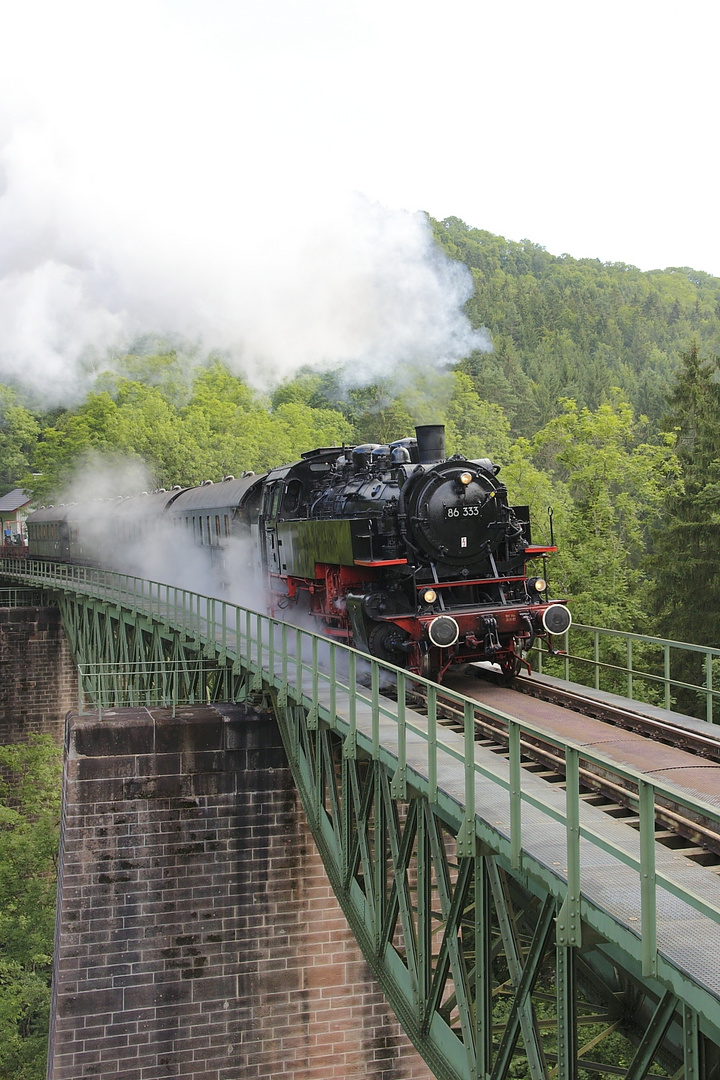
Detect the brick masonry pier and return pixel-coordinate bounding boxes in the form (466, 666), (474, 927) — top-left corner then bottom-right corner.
(49, 704), (435, 1080)
(0, 605), (77, 745)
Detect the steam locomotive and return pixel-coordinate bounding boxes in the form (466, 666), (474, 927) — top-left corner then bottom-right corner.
(25, 424), (571, 681)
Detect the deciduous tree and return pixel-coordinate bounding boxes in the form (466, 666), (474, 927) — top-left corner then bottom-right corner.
(0, 737), (61, 1080)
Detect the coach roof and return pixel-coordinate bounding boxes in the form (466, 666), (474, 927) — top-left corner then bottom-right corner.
(167, 474), (265, 513)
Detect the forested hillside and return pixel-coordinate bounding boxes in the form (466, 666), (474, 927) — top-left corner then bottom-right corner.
(433, 216), (720, 435)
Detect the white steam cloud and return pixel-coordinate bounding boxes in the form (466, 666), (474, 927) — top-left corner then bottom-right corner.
(0, 1), (490, 404)
(50, 455), (268, 612)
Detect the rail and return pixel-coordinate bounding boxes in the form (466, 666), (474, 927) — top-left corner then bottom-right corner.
(3, 557), (720, 983)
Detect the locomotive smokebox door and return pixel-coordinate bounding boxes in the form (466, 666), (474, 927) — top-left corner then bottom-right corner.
(406, 465), (505, 568)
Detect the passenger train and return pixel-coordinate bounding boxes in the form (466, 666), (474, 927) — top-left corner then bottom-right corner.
(24, 424), (571, 681)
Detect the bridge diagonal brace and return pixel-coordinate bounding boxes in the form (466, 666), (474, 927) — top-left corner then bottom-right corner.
(488, 859), (552, 1080)
(320, 730), (342, 849)
(422, 856), (474, 1027)
(489, 892), (556, 1080)
(422, 809), (476, 1066)
(624, 990), (679, 1080)
(379, 778), (419, 984)
(344, 759), (378, 928)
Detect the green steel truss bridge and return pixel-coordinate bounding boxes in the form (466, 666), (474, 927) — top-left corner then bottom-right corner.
(3, 558), (720, 1080)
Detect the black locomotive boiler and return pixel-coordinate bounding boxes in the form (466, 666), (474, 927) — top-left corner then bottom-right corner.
(25, 424), (571, 681)
(255, 424), (570, 679)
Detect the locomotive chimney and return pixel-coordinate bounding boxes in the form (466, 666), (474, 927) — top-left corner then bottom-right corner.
(415, 424), (446, 464)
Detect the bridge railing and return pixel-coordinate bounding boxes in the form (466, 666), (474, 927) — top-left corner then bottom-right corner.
(533, 624), (720, 722)
(0, 585), (51, 607)
(6, 558), (720, 721)
(4, 558), (720, 981)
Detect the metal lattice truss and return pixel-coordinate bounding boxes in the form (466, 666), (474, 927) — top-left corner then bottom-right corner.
(274, 704), (713, 1080)
(57, 593), (248, 710)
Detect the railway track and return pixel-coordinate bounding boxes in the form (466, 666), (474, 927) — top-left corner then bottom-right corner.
(511, 671), (720, 761)
(409, 668), (720, 868)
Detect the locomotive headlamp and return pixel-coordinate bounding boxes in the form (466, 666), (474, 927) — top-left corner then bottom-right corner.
(459, 471), (473, 486)
(422, 588), (437, 604)
(528, 577), (547, 593)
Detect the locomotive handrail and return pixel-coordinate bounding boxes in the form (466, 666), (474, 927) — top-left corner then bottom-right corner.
(4, 556), (720, 988)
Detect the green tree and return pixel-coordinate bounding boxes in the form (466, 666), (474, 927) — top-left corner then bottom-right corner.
(343, 384), (415, 445)
(260, 402), (354, 469)
(30, 393), (120, 499)
(445, 372), (512, 462)
(109, 380), (200, 484)
(652, 344), (720, 648)
(527, 396), (677, 628)
(179, 363), (272, 480)
(0, 736), (62, 1080)
(432, 215), (720, 434)
(0, 387), (41, 493)
(95, 350), (193, 408)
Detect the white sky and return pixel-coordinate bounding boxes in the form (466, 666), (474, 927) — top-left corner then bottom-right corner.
(160, 0), (717, 275)
(0, 0), (718, 399)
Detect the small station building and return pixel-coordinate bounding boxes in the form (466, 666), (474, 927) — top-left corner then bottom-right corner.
(0, 489), (32, 546)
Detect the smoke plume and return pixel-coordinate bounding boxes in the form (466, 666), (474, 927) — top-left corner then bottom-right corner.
(0, 2), (489, 404)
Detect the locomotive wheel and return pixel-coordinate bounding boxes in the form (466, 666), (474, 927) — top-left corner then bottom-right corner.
(367, 622), (411, 664)
(499, 653), (523, 680)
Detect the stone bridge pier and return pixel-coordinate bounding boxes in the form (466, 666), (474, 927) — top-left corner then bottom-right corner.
(49, 703), (434, 1080)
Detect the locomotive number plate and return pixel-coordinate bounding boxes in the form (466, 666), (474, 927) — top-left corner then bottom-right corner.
(444, 504), (481, 518)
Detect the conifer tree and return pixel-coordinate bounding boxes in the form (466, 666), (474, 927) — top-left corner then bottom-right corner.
(653, 343), (720, 649)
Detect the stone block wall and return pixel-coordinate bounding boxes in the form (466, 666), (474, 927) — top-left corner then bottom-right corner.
(49, 704), (435, 1080)
(0, 606), (77, 744)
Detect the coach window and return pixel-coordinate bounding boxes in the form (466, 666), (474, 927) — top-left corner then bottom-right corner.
(215, 515), (221, 540)
(207, 516), (212, 545)
(224, 514), (229, 536)
(198, 517), (203, 544)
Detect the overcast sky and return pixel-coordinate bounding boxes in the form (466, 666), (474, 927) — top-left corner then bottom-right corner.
(0, 0), (717, 400)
